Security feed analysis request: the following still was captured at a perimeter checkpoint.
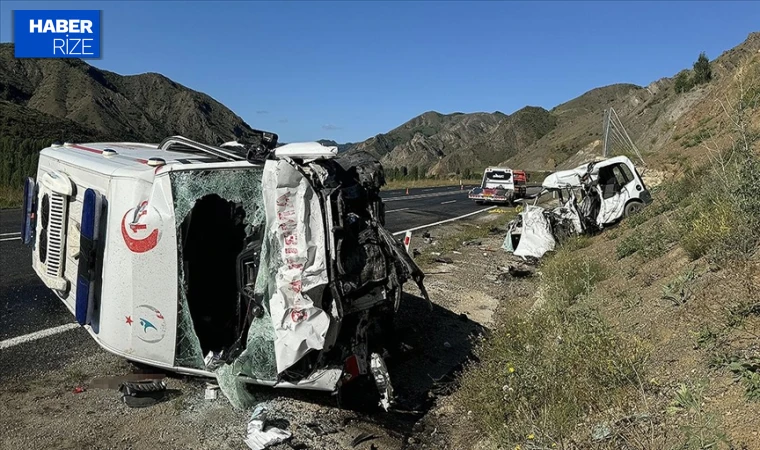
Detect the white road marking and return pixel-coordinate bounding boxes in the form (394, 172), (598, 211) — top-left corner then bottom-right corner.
(392, 206), (497, 236)
(0, 232), (21, 237)
(440, 200), (457, 205)
(384, 191), (465, 202)
(0, 323), (80, 350)
(386, 207), (411, 213)
(0, 237), (21, 242)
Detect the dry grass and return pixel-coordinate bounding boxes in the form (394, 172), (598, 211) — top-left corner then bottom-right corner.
(456, 246), (646, 449)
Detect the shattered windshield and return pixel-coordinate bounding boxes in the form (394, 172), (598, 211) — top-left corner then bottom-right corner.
(169, 168), (273, 374)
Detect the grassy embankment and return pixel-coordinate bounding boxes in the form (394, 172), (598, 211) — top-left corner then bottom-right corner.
(452, 72), (760, 449)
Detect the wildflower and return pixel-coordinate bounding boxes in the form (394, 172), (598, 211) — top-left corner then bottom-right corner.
(552, 443), (557, 448)
(508, 366), (515, 373)
(527, 433), (535, 440)
(514, 446), (521, 450)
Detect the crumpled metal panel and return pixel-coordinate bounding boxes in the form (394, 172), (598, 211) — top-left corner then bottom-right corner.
(514, 205), (556, 259)
(261, 159), (332, 374)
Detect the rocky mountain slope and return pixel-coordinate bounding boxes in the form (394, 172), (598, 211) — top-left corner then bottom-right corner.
(0, 43), (259, 145)
(347, 32), (760, 176)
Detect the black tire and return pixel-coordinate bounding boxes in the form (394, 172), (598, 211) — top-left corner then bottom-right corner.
(624, 201), (644, 218)
(475, 200), (484, 205)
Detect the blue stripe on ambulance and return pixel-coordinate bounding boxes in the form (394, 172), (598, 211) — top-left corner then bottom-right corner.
(75, 188), (103, 327)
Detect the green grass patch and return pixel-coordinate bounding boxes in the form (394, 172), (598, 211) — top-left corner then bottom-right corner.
(456, 248), (643, 447)
(616, 220), (677, 261)
(0, 185), (22, 209)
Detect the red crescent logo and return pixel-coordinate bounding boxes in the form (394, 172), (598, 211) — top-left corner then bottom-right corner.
(121, 203), (159, 253)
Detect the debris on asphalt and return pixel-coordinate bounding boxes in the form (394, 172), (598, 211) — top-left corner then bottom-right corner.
(73, 386), (86, 394)
(443, 341), (452, 349)
(244, 404), (292, 450)
(351, 432), (378, 447)
(119, 379), (171, 409)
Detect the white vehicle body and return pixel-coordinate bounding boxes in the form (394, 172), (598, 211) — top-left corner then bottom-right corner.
(23, 136), (428, 399)
(503, 156), (651, 259)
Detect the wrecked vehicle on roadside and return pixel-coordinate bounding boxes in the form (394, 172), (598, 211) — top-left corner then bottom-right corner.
(503, 156), (652, 259)
(21, 132), (429, 409)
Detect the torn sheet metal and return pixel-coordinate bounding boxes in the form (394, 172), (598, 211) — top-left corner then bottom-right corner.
(370, 352), (395, 411)
(513, 205), (556, 259)
(596, 184), (631, 226)
(262, 159), (331, 374)
(541, 164), (590, 189)
(244, 405), (292, 450)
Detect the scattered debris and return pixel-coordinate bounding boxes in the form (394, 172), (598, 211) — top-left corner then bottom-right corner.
(244, 404), (292, 450)
(413, 248), (422, 258)
(370, 353), (395, 411)
(305, 421), (339, 437)
(204, 351), (225, 371)
(443, 342), (452, 349)
(463, 239), (482, 246)
(434, 257), (453, 264)
(508, 263), (535, 278)
(351, 432), (378, 447)
(204, 382), (220, 400)
(73, 386), (86, 394)
(119, 380), (172, 409)
(452, 251), (462, 255)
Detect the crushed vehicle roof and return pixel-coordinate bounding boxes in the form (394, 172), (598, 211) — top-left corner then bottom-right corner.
(542, 156), (634, 190)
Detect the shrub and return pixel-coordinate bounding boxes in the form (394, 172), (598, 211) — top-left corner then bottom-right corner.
(674, 71), (694, 94)
(542, 250), (606, 305)
(693, 52), (712, 85)
(617, 221), (677, 261)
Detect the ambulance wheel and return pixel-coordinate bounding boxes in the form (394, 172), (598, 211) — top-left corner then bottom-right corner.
(624, 201), (644, 218)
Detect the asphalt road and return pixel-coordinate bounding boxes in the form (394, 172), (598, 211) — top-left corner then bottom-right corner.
(0, 184), (540, 370)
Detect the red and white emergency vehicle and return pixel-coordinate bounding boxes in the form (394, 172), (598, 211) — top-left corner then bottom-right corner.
(21, 134), (428, 406)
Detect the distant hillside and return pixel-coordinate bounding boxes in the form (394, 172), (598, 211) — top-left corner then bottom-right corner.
(0, 42), (266, 206)
(0, 43), (260, 145)
(346, 32), (760, 177)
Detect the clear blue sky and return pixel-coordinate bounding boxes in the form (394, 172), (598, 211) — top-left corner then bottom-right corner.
(0, 1), (757, 143)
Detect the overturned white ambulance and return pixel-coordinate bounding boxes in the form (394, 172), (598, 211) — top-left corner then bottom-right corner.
(21, 133), (429, 406)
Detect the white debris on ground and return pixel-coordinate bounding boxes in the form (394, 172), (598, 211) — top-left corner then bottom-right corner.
(243, 404), (292, 450)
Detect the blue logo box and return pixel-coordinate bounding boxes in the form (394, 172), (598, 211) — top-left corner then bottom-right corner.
(14, 10), (101, 58)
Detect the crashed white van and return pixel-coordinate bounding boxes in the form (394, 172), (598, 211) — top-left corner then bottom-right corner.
(21, 133), (428, 405)
(504, 156), (652, 258)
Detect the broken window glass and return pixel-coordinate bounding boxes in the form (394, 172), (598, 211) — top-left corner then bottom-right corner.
(170, 168), (272, 370)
